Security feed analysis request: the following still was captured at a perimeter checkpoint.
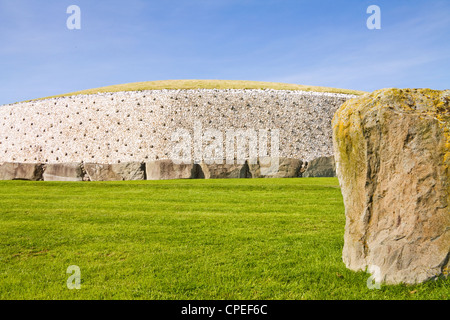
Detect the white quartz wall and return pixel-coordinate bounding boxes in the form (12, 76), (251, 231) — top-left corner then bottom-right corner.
(0, 89), (356, 164)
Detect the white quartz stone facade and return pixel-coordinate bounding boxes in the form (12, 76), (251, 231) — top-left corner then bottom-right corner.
(0, 89), (356, 164)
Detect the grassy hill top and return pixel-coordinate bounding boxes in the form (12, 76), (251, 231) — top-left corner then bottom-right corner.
(35, 80), (366, 101)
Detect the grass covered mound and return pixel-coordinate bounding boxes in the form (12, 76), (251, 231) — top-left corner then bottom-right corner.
(37, 79), (366, 100)
(0, 178), (447, 300)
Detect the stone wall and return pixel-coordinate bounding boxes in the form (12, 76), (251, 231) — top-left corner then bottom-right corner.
(0, 89), (355, 166)
(0, 156), (338, 181)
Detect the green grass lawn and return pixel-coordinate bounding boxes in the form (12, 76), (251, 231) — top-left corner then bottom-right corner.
(0, 178), (447, 300)
(30, 79), (367, 101)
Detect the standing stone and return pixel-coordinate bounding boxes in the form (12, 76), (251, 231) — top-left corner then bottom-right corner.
(146, 160), (199, 180)
(85, 162), (145, 181)
(43, 163), (85, 181)
(248, 157), (302, 178)
(302, 156), (336, 177)
(0, 162), (44, 181)
(333, 88), (450, 284)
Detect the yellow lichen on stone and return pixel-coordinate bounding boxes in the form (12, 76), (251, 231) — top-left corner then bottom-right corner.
(333, 87), (450, 284)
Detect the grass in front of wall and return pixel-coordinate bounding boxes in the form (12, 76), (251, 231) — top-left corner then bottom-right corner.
(32, 80), (366, 101)
(0, 178), (447, 300)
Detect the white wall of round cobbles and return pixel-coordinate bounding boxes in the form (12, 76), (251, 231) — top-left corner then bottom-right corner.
(0, 89), (356, 164)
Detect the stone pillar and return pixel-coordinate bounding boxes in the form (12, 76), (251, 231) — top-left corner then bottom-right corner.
(332, 88), (449, 284)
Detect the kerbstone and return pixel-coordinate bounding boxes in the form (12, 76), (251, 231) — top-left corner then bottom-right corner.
(248, 157), (303, 178)
(199, 161), (250, 179)
(85, 162), (145, 181)
(302, 156), (336, 178)
(146, 160), (199, 180)
(0, 162), (43, 181)
(43, 163), (85, 181)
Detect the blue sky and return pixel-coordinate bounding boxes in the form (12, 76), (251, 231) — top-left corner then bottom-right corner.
(0, 0), (449, 105)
